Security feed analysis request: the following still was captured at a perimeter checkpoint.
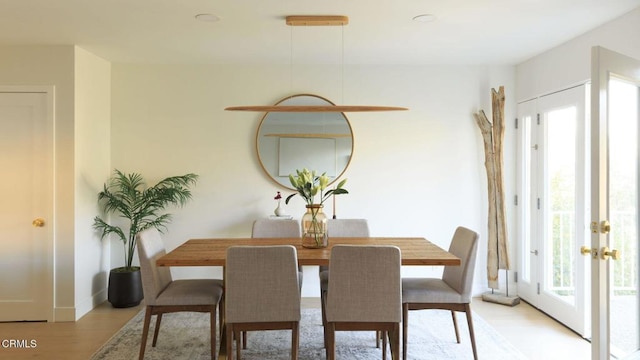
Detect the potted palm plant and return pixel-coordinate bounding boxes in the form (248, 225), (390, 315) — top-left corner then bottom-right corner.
(93, 169), (198, 307)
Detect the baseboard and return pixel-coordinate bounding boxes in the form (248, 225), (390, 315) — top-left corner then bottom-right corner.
(54, 307), (76, 322)
(74, 289), (108, 320)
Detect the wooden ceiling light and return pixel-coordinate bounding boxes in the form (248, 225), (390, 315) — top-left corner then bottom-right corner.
(285, 15), (349, 26)
(225, 15), (408, 113)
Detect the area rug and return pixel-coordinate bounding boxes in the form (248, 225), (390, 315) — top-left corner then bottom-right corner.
(91, 308), (525, 360)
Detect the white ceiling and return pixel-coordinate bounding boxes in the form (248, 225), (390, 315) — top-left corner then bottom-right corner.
(1, 0), (639, 65)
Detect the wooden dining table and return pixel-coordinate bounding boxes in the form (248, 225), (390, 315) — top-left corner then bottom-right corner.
(156, 237), (460, 359)
(156, 237), (460, 267)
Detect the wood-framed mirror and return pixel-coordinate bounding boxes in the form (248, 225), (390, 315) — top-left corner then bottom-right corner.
(256, 94), (354, 190)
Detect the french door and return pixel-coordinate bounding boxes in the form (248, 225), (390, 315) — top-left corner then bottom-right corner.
(517, 84), (589, 337)
(590, 46), (640, 360)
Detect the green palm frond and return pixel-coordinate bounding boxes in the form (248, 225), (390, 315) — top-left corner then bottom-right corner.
(93, 169), (198, 269)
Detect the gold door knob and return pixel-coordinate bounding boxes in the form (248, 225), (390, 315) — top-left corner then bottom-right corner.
(32, 218), (45, 227)
(580, 246), (594, 256)
(601, 247), (620, 261)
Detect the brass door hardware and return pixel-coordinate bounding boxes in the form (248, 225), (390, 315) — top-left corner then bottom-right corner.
(590, 220), (611, 234)
(580, 245), (620, 260)
(601, 246), (620, 261)
(580, 246), (597, 259)
(32, 218), (45, 227)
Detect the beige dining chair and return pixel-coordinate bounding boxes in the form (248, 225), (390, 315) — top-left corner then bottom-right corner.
(225, 245), (301, 360)
(401, 226), (480, 360)
(252, 218), (303, 287)
(136, 228), (224, 360)
(320, 219), (371, 347)
(246, 219), (302, 349)
(325, 245), (402, 360)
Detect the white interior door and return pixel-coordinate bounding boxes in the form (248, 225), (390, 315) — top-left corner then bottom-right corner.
(590, 46), (640, 360)
(516, 98), (539, 302)
(517, 85), (589, 337)
(0, 90), (53, 321)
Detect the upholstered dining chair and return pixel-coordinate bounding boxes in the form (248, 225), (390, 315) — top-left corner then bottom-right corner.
(245, 219), (302, 350)
(325, 245), (402, 360)
(136, 228), (224, 360)
(401, 226), (480, 360)
(320, 219), (371, 347)
(225, 245), (301, 360)
(252, 218), (303, 287)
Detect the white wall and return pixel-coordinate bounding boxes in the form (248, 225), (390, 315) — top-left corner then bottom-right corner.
(0, 45), (77, 320)
(0, 45), (112, 321)
(73, 47), (111, 319)
(517, 7), (640, 101)
(111, 63), (516, 297)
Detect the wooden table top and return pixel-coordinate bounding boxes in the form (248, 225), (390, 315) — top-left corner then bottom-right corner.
(156, 237), (460, 267)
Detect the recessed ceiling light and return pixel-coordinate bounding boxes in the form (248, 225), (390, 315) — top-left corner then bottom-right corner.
(413, 14), (437, 23)
(195, 13), (220, 22)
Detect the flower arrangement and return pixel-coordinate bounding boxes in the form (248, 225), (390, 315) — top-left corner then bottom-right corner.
(273, 191), (285, 216)
(285, 168), (348, 206)
(285, 169), (348, 248)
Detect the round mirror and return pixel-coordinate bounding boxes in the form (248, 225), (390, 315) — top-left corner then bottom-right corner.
(256, 94), (354, 189)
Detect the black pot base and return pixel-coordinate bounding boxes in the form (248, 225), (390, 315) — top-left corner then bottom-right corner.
(108, 268), (144, 308)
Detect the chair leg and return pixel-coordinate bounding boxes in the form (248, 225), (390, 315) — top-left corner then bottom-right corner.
(139, 307), (153, 360)
(390, 323), (400, 360)
(210, 308), (217, 360)
(321, 289), (328, 348)
(152, 313), (163, 347)
(402, 304), (408, 360)
(464, 304), (478, 360)
(376, 330), (387, 360)
(451, 310), (461, 343)
(382, 331), (387, 360)
(242, 330), (247, 349)
(376, 330), (381, 348)
(326, 323), (336, 360)
(225, 324), (234, 360)
(235, 330), (242, 360)
(219, 295), (225, 339)
(292, 321), (299, 360)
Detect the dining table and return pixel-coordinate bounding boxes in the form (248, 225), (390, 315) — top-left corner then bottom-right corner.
(156, 236), (460, 359)
(156, 236), (460, 267)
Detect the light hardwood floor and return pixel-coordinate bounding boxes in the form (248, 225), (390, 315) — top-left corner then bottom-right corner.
(0, 297), (590, 359)
(472, 298), (591, 359)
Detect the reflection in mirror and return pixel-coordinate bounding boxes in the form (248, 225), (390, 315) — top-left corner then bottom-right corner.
(256, 94), (354, 189)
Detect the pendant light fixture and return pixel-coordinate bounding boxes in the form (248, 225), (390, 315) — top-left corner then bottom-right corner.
(225, 15), (408, 113)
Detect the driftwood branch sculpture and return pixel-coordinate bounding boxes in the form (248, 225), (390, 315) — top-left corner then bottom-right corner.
(474, 86), (510, 290)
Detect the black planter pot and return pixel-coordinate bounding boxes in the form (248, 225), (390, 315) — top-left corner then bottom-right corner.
(108, 267), (144, 308)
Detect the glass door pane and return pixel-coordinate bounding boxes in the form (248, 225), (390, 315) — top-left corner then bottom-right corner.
(537, 85), (588, 337)
(608, 77), (639, 358)
(545, 107), (577, 305)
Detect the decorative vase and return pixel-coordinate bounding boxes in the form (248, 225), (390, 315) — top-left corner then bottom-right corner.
(301, 204), (328, 248)
(274, 200), (285, 216)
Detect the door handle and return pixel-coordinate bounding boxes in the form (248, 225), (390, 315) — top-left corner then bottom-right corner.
(580, 246), (597, 259)
(32, 218), (45, 227)
(530, 250), (538, 255)
(601, 247), (620, 261)
(581, 246), (621, 260)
